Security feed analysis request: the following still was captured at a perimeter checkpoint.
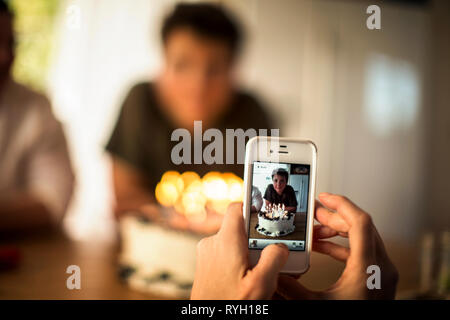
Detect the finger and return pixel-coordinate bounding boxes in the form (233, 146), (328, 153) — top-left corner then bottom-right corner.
(219, 202), (245, 236)
(252, 243), (289, 284)
(318, 193), (374, 259)
(277, 275), (320, 300)
(312, 240), (350, 262)
(313, 225), (339, 239)
(188, 211), (223, 235)
(318, 193), (365, 227)
(315, 201), (349, 233)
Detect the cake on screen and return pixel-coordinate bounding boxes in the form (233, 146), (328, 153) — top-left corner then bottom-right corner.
(256, 203), (295, 237)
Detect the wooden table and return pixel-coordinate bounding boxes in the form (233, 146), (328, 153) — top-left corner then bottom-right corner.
(0, 231), (420, 299)
(0, 232), (158, 299)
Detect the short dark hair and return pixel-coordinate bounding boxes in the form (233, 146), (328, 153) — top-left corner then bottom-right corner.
(161, 3), (242, 58)
(272, 168), (289, 182)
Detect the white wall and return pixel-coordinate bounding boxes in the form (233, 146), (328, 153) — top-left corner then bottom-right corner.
(228, 0), (430, 243)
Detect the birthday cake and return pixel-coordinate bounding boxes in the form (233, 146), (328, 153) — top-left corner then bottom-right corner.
(119, 215), (201, 298)
(256, 203), (295, 237)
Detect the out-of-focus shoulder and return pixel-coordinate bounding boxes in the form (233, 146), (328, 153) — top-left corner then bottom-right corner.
(125, 81), (152, 100)
(234, 89), (265, 111)
(232, 88), (273, 129)
(120, 81), (153, 112)
(6, 81), (52, 114)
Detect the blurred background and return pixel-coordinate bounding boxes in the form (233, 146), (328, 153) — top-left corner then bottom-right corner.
(1, 0), (449, 299)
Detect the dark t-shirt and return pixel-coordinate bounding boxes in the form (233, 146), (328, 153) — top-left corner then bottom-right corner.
(106, 82), (274, 192)
(263, 184), (298, 208)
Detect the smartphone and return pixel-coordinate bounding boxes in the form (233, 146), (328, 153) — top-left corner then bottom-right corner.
(243, 137), (317, 274)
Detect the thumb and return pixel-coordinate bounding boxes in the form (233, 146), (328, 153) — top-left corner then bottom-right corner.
(252, 243), (289, 283)
(277, 275), (320, 300)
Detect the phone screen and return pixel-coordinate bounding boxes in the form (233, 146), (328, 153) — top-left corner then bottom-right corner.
(248, 161), (310, 251)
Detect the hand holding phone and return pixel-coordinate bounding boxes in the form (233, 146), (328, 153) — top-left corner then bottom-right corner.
(277, 193), (399, 300)
(191, 203), (289, 300)
(191, 193), (398, 300)
(243, 137), (317, 274)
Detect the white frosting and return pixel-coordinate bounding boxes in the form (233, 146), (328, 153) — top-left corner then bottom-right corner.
(256, 213), (295, 237)
(119, 216), (201, 298)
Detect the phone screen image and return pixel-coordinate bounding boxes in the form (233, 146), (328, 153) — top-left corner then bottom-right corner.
(248, 161), (310, 251)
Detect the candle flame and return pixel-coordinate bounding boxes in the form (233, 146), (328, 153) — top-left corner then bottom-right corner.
(155, 171), (244, 221)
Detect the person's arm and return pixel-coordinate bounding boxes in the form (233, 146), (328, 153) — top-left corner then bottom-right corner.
(0, 99), (74, 233)
(111, 156), (155, 218)
(251, 187), (263, 212)
(191, 203), (289, 299)
(285, 206), (296, 213)
(277, 193), (399, 300)
(106, 85), (156, 218)
(110, 156), (222, 234)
